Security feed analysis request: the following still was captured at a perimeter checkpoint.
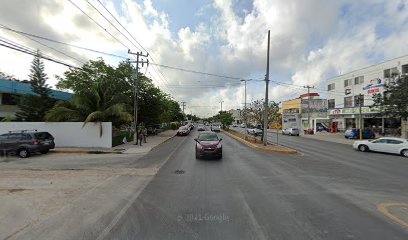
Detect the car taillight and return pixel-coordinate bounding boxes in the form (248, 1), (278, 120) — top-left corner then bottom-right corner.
(32, 139), (39, 145)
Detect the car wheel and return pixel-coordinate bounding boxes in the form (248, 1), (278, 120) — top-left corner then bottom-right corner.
(40, 150), (49, 154)
(358, 145), (369, 152)
(401, 149), (408, 158)
(17, 148), (29, 158)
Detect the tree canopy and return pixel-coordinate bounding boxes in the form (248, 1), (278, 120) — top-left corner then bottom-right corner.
(15, 50), (55, 121)
(373, 74), (408, 119)
(53, 59), (183, 127)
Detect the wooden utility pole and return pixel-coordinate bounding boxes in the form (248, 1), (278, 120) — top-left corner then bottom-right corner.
(128, 50), (149, 144)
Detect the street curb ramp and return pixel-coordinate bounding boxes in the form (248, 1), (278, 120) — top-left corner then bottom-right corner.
(221, 129), (298, 155)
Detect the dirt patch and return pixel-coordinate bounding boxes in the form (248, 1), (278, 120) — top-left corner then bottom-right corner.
(0, 189), (28, 193)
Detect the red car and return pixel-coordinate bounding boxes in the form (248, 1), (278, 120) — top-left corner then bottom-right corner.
(194, 131), (222, 159)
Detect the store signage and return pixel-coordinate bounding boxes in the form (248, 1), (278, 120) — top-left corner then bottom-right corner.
(345, 89), (351, 95)
(367, 88), (380, 94)
(328, 107), (380, 115)
(363, 78), (384, 90)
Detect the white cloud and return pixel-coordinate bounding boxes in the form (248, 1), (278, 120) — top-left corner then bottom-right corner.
(0, 0), (407, 117)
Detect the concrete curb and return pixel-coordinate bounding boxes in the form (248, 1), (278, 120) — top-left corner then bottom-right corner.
(151, 134), (177, 150)
(51, 133), (177, 155)
(221, 129), (298, 154)
(50, 149), (121, 154)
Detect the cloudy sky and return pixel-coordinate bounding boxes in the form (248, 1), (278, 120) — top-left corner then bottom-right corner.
(0, 0), (407, 117)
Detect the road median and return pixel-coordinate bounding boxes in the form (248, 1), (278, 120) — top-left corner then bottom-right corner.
(221, 129), (298, 154)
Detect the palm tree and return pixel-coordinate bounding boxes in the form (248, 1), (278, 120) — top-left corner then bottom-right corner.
(46, 79), (132, 137)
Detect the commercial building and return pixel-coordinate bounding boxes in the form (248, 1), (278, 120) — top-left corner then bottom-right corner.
(281, 93), (328, 132)
(228, 109), (242, 124)
(0, 78), (73, 119)
(326, 55), (408, 135)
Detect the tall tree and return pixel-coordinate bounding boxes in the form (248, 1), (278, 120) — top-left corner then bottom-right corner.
(46, 78), (133, 136)
(373, 74), (408, 137)
(245, 99), (280, 126)
(373, 74), (408, 119)
(15, 50), (55, 121)
(54, 59), (183, 129)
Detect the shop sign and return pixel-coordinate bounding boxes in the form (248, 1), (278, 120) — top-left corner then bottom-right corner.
(328, 107), (380, 115)
(363, 78), (384, 90)
(367, 88), (380, 94)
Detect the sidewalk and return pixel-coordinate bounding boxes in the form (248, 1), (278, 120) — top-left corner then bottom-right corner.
(52, 130), (177, 154)
(300, 131), (355, 145)
(267, 129), (354, 145)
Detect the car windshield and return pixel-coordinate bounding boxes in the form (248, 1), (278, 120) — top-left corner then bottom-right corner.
(179, 127), (187, 130)
(198, 133), (219, 141)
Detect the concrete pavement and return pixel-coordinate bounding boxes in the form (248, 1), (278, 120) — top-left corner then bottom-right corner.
(101, 129), (408, 239)
(2, 128), (408, 239)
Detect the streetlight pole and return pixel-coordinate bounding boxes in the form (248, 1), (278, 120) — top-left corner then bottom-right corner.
(220, 100), (224, 112)
(241, 79), (249, 138)
(263, 30), (270, 146)
(359, 93), (363, 140)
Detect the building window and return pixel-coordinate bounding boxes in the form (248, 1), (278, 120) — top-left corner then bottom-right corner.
(1, 93), (16, 105)
(354, 76), (364, 85)
(344, 96), (353, 108)
(328, 99), (335, 109)
(354, 95), (364, 107)
(384, 67), (398, 78)
(344, 79), (352, 87)
(328, 83), (335, 91)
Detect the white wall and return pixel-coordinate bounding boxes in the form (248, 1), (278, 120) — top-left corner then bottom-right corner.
(0, 122), (112, 148)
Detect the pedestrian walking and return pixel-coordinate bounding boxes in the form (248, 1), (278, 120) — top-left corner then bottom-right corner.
(143, 127), (148, 143)
(138, 129), (144, 146)
(153, 127), (157, 135)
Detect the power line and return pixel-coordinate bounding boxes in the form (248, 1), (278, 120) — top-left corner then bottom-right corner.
(95, 0), (177, 96)
(96, 0), (147, 53)
(0, 24), (127, 59)
(68, 0), (130, 51)
(0, 39), (76, 68)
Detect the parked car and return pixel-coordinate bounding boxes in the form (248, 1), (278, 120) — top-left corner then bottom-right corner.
(197, 124), (205, 131)
(240, 123), (246, 128)
(211, 124), (221, 132)
(177, 126), (190, 136)
(345, 128), (375, 139)
(282, 128), (300, 136)
(353, 137), (408, 157)
(247, 125), (263, 136)
(232, 123), (238, 127)
(188, 123), (194, 131)
(194, 131), (222, 159)
(0, 131), (55, 158)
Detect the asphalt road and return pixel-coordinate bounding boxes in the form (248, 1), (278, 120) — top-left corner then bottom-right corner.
(101, 127), (408, 240)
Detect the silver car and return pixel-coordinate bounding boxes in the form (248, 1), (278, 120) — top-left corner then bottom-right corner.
(282, 128), (300, 136)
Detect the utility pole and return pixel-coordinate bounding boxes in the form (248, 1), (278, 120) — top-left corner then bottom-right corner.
(180, 101), (186, 122)
(128, 50), (149, 145)
(304, 85), (314, 132)
(359, 93), (363, 140)
(241, 79), (249, 137)
(263, 30), (270, 146)
(220, 100), (224, 112)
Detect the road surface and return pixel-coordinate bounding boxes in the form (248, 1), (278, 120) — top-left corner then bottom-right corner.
(100, 128), (408, 239)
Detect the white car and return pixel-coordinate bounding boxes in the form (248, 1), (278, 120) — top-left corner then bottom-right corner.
(353, 137), (408, 157)
(240, 123), (246, 128)
(247, 128), (263, 136)
(282, 128), (300, 136)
